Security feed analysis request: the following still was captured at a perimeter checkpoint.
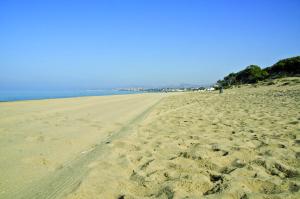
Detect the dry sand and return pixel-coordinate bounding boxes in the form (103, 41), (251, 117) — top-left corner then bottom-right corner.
(1, 78), (300, 199)
(0, 93), (165, 198)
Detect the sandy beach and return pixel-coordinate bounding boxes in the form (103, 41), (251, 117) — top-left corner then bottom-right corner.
(1, 78), (300, 199)
(0, 93), (165, 198)
(1, 0), (299, 198)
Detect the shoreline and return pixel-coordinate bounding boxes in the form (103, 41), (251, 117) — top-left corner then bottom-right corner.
(0, 90), (147, 103)
(0, 91), (153, 103)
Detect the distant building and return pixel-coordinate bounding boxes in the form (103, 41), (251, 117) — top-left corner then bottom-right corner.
(206, 87), (215, 91)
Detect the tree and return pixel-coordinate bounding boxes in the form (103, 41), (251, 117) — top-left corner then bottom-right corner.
(217, 55), (299, 88)
(266, 56), (300, 77)
(235, 65), (268, 84)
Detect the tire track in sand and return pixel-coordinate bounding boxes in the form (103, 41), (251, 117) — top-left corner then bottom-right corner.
(6, 98), (164, 199)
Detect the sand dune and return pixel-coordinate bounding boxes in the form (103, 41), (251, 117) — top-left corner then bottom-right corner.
(64, 78), (300, 199)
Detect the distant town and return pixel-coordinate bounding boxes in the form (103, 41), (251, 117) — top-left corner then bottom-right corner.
(116, 86), (217, 93)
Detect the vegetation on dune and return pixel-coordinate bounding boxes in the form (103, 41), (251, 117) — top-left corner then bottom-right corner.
(218, 56), (300, 88)
(218, 65), (268, 87)
(265, 56), (300, 77)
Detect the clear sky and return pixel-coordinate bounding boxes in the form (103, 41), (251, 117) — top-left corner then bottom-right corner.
(1, 0), (300, 90)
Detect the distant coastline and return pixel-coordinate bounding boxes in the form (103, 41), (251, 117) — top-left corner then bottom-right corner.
(0, 90), (143, 102)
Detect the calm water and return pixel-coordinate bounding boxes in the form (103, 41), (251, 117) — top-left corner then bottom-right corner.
(0, 90), (142, 102)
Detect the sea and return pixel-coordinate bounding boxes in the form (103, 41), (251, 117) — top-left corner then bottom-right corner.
(0, 90), (143, 102)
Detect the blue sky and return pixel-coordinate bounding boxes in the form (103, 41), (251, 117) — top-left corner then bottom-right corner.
(1, 0), (300, 90)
